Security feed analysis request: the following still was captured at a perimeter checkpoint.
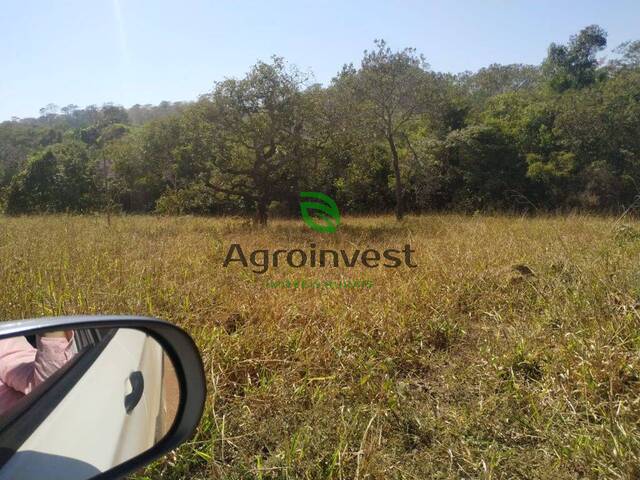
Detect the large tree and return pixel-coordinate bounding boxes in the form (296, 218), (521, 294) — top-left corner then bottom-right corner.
(195, 57), (310, 225)
(337, 40), (432, 220)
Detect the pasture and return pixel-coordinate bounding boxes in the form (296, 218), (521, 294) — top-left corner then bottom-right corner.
(0, 214), (639, 479)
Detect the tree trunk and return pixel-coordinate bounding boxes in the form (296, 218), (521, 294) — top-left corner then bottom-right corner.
(256, 200), (268, 226)
(387, 134), (404, 221)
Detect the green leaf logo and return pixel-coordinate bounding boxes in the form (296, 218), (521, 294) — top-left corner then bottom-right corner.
(300, 192), (341, 233)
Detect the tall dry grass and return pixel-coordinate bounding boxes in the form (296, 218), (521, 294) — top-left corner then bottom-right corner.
(0, 214), (639, 479)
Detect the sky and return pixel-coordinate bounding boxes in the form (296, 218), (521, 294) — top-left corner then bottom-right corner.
(1, 0), (639, 120)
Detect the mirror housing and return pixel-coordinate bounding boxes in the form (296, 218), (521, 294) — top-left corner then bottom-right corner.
(0, 315), (206, 480)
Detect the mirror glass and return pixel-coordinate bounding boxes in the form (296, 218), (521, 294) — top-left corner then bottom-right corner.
(0, 327), (180, 480)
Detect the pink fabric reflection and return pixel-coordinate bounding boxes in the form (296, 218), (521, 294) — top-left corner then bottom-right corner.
(0, 334), (75, 414)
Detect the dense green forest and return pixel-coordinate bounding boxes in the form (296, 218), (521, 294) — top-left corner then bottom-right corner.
(1, 25), (639, 222)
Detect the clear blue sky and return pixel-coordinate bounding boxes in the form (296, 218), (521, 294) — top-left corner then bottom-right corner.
(1, 0), (639, 120)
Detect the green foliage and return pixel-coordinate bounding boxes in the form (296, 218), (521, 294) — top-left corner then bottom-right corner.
(543, 25), (608, 92)
(194, 56), (315, 224)
(436, 125), (527, 210)
(5, 142), (96, 213)
(334, 39), (433, 220)
(1, 26), (640, 218)
(463, 63), (542, 110)
(332, 143), (394, 212)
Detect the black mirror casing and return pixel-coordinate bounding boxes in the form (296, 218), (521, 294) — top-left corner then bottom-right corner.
(0, 316), (206, 480)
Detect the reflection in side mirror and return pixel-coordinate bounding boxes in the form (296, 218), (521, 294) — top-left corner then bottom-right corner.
(0, 317), (205, 480)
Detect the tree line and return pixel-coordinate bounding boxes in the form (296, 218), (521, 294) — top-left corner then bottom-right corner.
(1, 25), (639, 223)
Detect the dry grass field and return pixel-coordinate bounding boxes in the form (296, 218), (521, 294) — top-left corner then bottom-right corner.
(1, 214), (639, 479)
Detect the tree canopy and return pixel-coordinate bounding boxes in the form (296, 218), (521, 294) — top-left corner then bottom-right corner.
(1, 26), (639, 221)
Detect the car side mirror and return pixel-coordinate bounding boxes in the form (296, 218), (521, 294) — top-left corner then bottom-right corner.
(0, 315), (206, 480)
